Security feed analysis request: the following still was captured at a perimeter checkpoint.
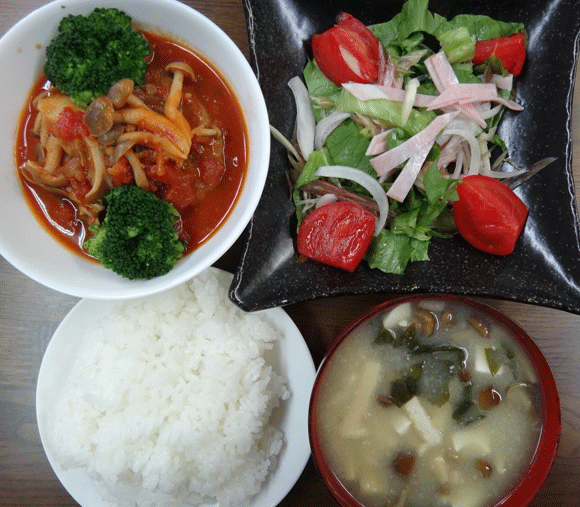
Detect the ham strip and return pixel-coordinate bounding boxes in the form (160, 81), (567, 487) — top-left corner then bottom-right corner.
(370, 111), (458, 179)
(427, 83), (523, 111)
(481, 72), (514, 91)
(424, 51), (487, 128)
(342, 82), (434, 108)
(366, 128), (394, 156)
(387, 143), (433, 202)
(424, 51), (457, 91)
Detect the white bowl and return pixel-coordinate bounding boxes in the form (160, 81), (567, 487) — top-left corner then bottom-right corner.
(0, 0), (270, 299)
(36, 268), (316, 507)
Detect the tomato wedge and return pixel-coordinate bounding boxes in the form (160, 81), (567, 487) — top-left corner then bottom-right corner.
(473, 32), (526, 77)
(50, 107), (90, 140)
(297, 201), (376, 272)
(452, 175), (528, 256)
(312, 12), (381, 86)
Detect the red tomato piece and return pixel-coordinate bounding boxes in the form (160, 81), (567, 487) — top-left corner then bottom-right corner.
(473, 32), (526, 77)
(50, 107), (90, 140)
(198, 154), (225, 188)
(297, 201), (376, 272)
(108, 157), (134, 187)
(148, 164), (206, 211)
(312, 12), (381, 86)
(452, 175), (528, 256)
(69, 178), (92, 204)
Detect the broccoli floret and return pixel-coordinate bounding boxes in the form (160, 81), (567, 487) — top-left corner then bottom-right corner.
(44, 8), (150, 108)
(84, 185), (185, 280)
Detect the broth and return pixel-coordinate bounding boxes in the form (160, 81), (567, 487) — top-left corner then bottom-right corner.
(315, 299), (541, 507)
(15, 30), (248, 260)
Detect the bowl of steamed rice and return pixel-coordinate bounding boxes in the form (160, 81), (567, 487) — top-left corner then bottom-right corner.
(36, 268), (315, 507)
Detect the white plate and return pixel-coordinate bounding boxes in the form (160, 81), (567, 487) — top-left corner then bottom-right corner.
(36, 268), (316, 507)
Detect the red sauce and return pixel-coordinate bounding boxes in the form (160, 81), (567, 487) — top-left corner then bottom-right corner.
(15, 30), (248, 260)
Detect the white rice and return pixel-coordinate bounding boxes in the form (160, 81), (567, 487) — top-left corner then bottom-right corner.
(48, 268), (289, 507)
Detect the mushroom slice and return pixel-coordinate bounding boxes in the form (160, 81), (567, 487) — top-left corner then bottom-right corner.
(98, 123), (125, 146)
(31, 113), (43, 137)
(114, 107), (190, 158)
(107, 79), (134, 109)
(78, 202), (105, 226)
(416, 309), (438, 337)
(506, 383), (538, 418)
(60, 156), (85, 182)
(125, 94), (149, 109)
(186, 89), (211, 127)
(36, 95), (78, 124)
(82, 137), (110, 203)
(125, 150), (149, 190)
(31, 89), (49, 109)
(22, 161), (67, 187)
(83, 96), (115, 137)
(468, 317), (490, 338)
(165, 61), (196, 136)
(41, 135), (65, 174)
(191, 125), (221, 140)
(116, 131), (186, 161)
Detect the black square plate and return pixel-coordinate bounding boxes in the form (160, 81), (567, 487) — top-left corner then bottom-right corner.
(230, 0), (580, 313)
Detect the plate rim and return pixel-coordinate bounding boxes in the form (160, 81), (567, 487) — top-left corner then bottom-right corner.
(35, 267), (316, 507)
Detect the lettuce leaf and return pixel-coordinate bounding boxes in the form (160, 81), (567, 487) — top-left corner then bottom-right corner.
(369, 0), (446, 48)
(336, 89), (437, 136)
(292, 149), (329, 226)
(444, 14), (525, 42)
(366, 228), (430, 274)
(323, 120), (374, 177)
(369, 0), (525, 65)
(366, 165), (458, 274)
(303, 60), (341, 122)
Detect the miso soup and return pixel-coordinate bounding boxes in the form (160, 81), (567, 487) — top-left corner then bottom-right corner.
(314, 299), (542, 507)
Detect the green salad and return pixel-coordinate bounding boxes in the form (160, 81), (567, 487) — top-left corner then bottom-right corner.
(276, 0), (530, 274)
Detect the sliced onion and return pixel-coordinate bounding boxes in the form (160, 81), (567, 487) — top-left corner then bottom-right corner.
(441, 128), (482, 175)
(314, 111), (351, 150)
(481, 166), (529, 179)
(452, 148), (465, 178)
(270, 124), (301, 164)
(402, 78), (419, 126)
(480, 104), (502, 120)
(315, 165), (389, 235)
(316, 193), (338, 208)
(288, 76), (315, 160)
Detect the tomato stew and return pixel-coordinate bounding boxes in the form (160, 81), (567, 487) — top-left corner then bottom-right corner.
(15, 30), (248, 260)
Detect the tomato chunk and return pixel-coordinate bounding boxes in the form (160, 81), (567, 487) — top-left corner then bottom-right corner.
(297, 201), (376, 272)
(452, 175), (528, 256)
(50, 107), (90, 140)
(312, 13), (381, 86)
(473, 32), (526, 77)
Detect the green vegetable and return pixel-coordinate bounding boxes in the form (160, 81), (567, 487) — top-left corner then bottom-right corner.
(390, 362), (424, 407)
(336, 88), (437, 136)
(44, 8), (150, 108)
(368, 0), (524, 65)
(485, 344), (517, 377)
(303, 60), (342, 121)
(376, 316), (468, 407)
(375, 322), (421, 350)
(452, 383), (485, 425)
(366, 165), (458, 274)
(84, 186), (185, 280)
